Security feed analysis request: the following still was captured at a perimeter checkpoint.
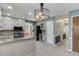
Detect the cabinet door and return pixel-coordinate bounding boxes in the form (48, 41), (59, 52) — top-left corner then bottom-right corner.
(0, 43), (12, 56)
(0, 8), (3, 30)
(0, 15), (2, 30)
(12, 40), (36, 56)
(19, 19), (23, 26)
(13, 19), (19, 26)
(20, 19), (25, 29)
(16, 20), (21, 26)
(3, 17), (13, 30)
(13, 19), (17, 26)
(13, 19), (25, 26)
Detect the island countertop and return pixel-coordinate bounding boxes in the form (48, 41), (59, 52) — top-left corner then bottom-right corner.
(0, 36), (35, 45)
(0, 30), (36, 45)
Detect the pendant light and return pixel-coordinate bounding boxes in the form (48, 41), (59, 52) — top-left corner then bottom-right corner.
(34, 3), (50, 21)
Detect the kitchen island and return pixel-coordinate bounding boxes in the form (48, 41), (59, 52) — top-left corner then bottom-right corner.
(0, 33), (36, 56)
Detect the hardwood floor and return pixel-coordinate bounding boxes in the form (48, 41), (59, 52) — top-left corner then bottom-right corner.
(28, 40), (79, 56)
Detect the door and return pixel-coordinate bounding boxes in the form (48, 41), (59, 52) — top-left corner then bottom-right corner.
(36, 26), (42, 41)
(73, 16), (79, 52)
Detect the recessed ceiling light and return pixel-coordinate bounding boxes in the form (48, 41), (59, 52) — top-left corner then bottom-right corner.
(7, 13), (10, 16)
(66, 19), (68, 21)
(22, 17), (24, 19)
(8, 6), (12, 9)
(28, 12), (32, 15)
(56, 20), (61, 22)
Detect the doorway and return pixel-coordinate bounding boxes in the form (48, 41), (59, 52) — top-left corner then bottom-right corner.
(36, 26), (42, 41)
(73, 16), (79, 52)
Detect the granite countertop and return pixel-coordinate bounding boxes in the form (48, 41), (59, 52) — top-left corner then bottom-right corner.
(0, 30), (35, 44)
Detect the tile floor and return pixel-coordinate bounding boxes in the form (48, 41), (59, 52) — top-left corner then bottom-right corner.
(28, 40), (79, 56)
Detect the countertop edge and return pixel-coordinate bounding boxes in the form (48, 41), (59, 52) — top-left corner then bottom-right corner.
(0, 37), (36, 45)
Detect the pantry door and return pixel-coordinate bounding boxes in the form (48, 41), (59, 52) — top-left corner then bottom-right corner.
(73, 16), (79, 52)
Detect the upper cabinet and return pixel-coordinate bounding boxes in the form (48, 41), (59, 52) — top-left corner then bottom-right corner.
(2, 17), (13, 30)
(13, 19), (25, 30)
(24, 23), (34, 37)
(2, 17), (25, 30)
(0, 8), (3, 30)
(13, 19), (25, 26)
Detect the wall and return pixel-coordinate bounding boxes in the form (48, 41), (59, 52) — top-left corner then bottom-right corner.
(53, 17), (66, 36)
(53, 16), (66, 44)
(67, 9), (79, 51)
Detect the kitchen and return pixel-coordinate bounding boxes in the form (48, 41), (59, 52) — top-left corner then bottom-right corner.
(0, 3), (68, 56)
(0, 6), (36, 55)
(0, 3), (79, 56)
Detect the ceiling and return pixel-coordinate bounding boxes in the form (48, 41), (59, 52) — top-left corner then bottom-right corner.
(0, 3), (79, 21)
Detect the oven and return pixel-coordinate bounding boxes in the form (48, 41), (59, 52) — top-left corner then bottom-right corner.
(14, 26), (24, 38)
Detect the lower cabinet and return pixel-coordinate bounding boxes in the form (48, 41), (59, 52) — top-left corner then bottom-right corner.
(0, 43), (12, 56)
(0, 39), (36, 56)
(12, 40), (36, 56)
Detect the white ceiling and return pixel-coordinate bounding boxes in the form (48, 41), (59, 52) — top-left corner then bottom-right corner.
(44, 3), (79, 16)
(1, 3), (79, 21)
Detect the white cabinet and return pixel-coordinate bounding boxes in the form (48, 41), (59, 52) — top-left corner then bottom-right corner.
(13, 19), (25, 27)
(2, 17), (25, 30)
(0, 16), (25, 30)
(0, 15), (2, 30)
(3, 17), (13, 30)
(0, 39), (36, 56)
(20, 19), (25, 26)
(13, 19), (18, 26)
(12, 39), (36, 56)
(12, 41), (28, 56)
(0, 44), (12, 56)
(20, 19), (25, 30)
(13, 19), (25, 30)
(46, 21), (54, 44)
(0, 8), (3, 30)
(24, 23), (34, 38)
